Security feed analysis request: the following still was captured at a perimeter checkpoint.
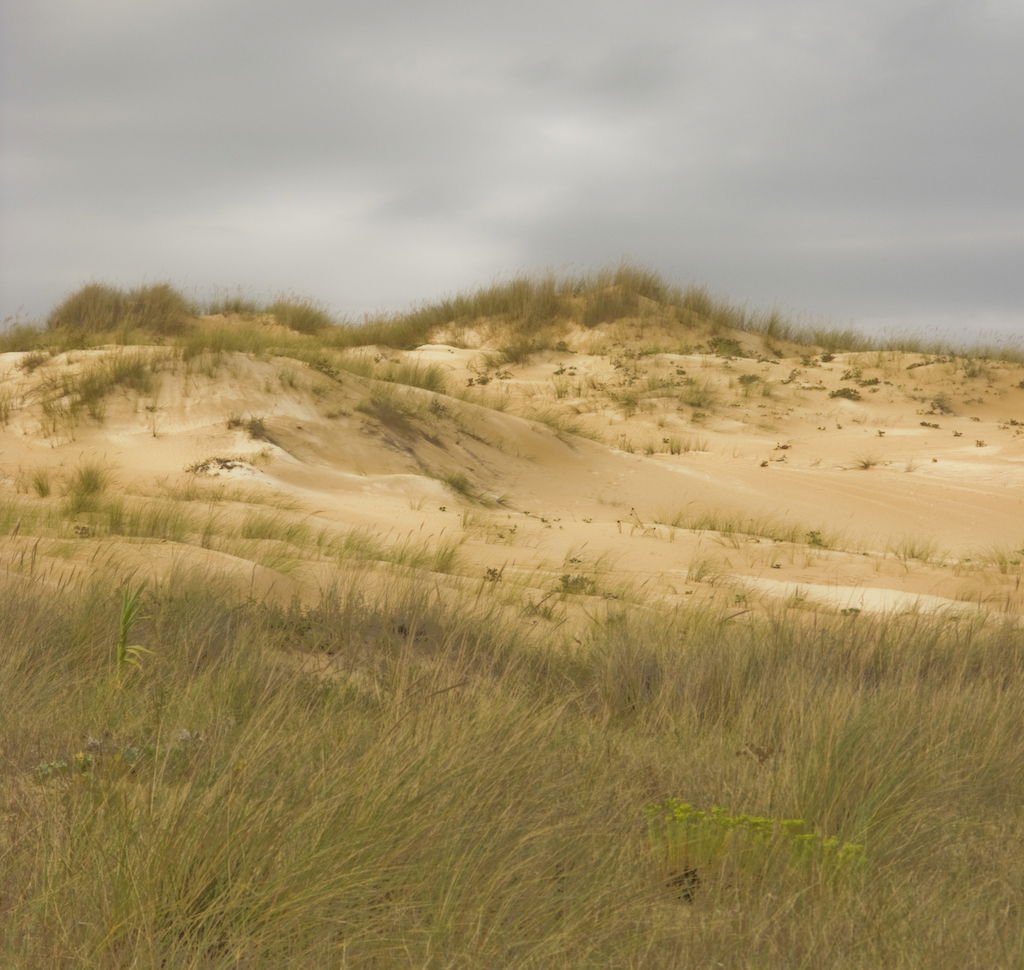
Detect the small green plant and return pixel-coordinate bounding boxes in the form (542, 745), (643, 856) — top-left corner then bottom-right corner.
(115, 582), (152, 684)
(829, 387), (862, 401)
(645, 799), (866, 898)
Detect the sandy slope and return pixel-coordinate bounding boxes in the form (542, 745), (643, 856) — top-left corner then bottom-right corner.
(1, 322), (1022, 617)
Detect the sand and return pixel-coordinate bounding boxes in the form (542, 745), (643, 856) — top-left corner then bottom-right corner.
(2, 321), (1022, 617)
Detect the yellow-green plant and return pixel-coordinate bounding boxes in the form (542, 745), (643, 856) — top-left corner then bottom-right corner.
(645, 799), (866, 892)
(115, 582), (153, 685)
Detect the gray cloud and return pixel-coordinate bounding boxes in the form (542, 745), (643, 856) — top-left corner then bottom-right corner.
(2, 0), (1021, 342)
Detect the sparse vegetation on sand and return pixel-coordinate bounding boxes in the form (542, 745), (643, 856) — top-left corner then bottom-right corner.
(1, 267), (1023, 966)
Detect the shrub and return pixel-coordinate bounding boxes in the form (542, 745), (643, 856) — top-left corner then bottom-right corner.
(829, 387), (862, 401)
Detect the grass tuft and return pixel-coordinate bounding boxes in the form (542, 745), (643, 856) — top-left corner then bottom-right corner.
(64, 460), (111, 514)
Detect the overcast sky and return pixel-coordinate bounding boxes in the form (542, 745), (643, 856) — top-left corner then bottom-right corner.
(2, 0), (1022, 345)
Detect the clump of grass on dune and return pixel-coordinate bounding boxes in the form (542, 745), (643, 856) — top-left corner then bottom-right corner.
(204, 292), (262, 317)
(266, 297), (335, 334)
(328, 353), (449, 394)
(63, 460), (111, 515)
(179, 320), (288, 361)
(0, 323), (49, 354)
(657, 507), (841, 548)
(29, 349), (173, 430)
(1, 562), (1021, 967)
(47, 282), (195, 341)
(334, 275), (569, 350)
(326, 527), (462, 573)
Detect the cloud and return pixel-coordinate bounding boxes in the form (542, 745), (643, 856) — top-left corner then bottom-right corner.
(2, 0), (1021, 342)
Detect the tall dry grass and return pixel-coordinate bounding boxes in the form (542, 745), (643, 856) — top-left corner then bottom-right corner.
(1, 563), (1021, 967)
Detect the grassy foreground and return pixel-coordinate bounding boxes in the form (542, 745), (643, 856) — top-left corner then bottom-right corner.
(2, 563), (1021, 968)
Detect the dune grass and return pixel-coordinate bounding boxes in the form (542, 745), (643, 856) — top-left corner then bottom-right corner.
(329, 354), (450, 394)
(1, 563), (1021, 967)
(47, 282), (195, 339)
(655, 507), (842, 548)
(10, 270), (1024, 368)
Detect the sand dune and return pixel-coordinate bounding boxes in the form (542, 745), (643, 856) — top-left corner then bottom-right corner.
(2, 314), (1022, 618)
